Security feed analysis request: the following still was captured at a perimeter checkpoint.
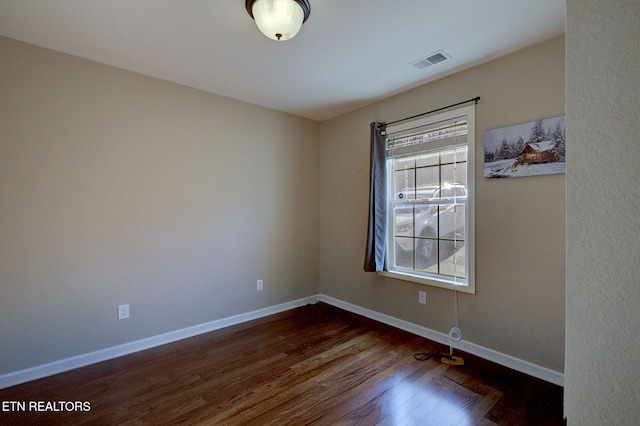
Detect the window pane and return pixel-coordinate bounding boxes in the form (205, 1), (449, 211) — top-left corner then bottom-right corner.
(414, 205), (438, 271)
(415, 166), (439, 198)
(395, 169), (415, 200)
(439, 240), (466, 278)
(394, 237), (414, 269)
(395, 156), (415, 171)
(415, 237), (438, 273)
(416, 151), (439, 167)
(414, 205), (438, 238)
(441, 148), (467, 164)
(394, 206), (414, 237)
(440, 185), (467, 198)
(441, 162), (466, 188)
(439, 204), (465, 240)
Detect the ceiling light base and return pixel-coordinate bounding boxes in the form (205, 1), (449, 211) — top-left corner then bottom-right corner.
(246, 0), (311, 41)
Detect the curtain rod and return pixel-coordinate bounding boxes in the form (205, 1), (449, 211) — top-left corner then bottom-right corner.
(383, 96), (480, 127)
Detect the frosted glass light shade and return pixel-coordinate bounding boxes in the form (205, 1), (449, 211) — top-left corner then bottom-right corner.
(250, 0), (305, 41)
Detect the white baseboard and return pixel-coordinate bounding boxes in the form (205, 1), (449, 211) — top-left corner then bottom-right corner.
(0, 293), (563, 390)
(0, 295), (319, 390)
(318, 295), (564, 387)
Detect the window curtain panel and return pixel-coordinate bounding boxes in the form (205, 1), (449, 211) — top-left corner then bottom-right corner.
(363, 122), (387, 272)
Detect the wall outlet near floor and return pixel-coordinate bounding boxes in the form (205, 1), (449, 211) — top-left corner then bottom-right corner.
(257, 279), (264, 291)
(419, 291), (427, 305)
(118, 304), (130, 320)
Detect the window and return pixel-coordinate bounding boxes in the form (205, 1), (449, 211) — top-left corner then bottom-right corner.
(381, 105), (475, 293)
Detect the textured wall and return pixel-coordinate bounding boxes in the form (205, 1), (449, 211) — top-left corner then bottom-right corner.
(0, 37), (320, 375)
(319, 36), (566, 373)
(565, 1), (640, 423)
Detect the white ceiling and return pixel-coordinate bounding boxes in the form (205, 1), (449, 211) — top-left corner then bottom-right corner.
(0, 0), (565, 121)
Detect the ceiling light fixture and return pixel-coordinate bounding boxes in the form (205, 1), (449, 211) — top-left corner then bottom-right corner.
(245, 0), (311, 41)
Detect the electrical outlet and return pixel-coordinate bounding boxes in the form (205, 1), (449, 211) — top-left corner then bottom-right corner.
(257, 279), (264, 291)
(118, 304), (130, 320)
(419, 291), (426, 305)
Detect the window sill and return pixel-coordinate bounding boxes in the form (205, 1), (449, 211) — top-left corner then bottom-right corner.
(378, 270), (475, 294)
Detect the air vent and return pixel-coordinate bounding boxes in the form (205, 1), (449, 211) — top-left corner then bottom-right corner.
(410, 50), (450, 70)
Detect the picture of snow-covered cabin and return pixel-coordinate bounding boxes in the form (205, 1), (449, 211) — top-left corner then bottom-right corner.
(519, 140), (557, 164)
(483, 115), (566, 178)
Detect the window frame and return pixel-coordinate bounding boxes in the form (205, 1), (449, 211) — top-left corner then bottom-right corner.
(379, 105), (476, 294)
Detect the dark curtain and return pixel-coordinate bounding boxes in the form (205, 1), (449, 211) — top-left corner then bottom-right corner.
(363, 122), (387, 272)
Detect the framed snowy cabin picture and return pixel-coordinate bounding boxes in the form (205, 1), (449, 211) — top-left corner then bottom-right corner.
(483, 115), (566, 178)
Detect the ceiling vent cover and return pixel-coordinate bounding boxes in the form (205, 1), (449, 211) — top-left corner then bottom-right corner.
(410, 50), (450, 70)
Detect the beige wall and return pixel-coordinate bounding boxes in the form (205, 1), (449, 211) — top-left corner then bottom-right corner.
(566, 0), (640, 423)
(0, 36), (320, 374)
(1, 34), (568, 380)
(319, 36), (566, 373)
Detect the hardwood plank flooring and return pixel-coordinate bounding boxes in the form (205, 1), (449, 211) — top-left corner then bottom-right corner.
(0, 303), (563, 425)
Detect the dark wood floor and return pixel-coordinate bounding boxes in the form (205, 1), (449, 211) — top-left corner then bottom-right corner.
(0, 302), (563, 425)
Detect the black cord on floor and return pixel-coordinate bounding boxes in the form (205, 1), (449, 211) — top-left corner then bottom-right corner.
(413, 352), (437, 361)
